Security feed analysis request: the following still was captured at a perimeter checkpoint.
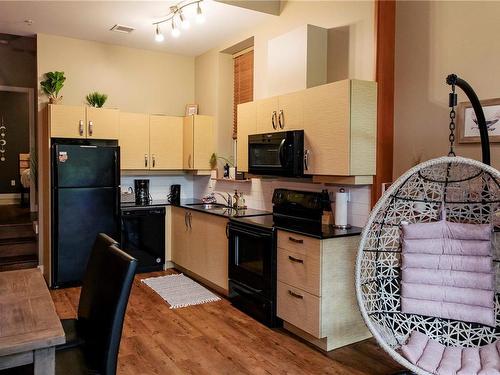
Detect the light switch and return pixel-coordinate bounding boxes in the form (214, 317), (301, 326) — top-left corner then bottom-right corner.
(10, 180), (15, 186)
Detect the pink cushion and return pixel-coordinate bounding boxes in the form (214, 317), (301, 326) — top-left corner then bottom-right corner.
(401, 219), (494, 326)
(401, 331), (500, 375)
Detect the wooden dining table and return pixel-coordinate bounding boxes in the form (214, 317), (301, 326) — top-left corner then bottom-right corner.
(0, 268), (65, 374)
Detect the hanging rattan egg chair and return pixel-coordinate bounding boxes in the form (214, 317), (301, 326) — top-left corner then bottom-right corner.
(355, 75), (500, 375)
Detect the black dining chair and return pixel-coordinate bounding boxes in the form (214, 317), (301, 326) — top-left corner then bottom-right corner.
(1, 241), (137, 375)
(58, 233), (119, 350)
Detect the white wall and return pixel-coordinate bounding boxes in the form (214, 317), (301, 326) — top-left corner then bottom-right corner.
(37, 33), (195, 115)
(394, 1), (500, 178)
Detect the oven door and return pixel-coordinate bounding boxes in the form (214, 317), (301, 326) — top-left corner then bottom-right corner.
(228, 222), (275, 298)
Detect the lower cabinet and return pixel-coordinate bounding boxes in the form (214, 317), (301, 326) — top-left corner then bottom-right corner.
(171, 207), (229, 292)
(276, 230), (370, 351)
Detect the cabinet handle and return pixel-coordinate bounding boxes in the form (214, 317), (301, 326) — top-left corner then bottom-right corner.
(184, 212), (188, 230)
(288, 255), (304, 264)
(288, 236), (304, 244)
(226, 222), (230, 239)
(272, 111), (277, 130)
(278, 110), (284, 129)
(144, 154), (148, 168)
(304, 150), (310, 171)
(188, 212), (192, 229)
(288, 290), (304, 299)
(188, 154), (192, 169)
(152, 154), (156, 168)
(79, 120), (84, 136)
(88, 121), (94, 136)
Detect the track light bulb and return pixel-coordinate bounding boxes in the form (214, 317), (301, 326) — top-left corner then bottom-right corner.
(196, 2), (205, 24)
(179, 11), (190, 30)
(171, 20), (181, 38)
(154, 25), (164, 42)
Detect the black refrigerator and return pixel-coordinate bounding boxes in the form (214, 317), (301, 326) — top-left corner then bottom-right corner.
(51, 140), (120, 288)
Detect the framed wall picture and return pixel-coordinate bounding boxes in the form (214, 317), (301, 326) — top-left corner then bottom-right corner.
(457, 98), (500, 143)
(185, 104), (198, 116)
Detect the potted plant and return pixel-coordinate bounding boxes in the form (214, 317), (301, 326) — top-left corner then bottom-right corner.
(209, 153), (218, 179)
(86, 92), (108, 108)
(40, 71), (66, 104)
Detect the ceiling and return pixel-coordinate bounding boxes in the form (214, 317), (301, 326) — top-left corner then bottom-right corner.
(0, 1), (272, 56)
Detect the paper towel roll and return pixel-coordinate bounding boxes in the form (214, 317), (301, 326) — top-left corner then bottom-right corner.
(335, 189), (349, 227)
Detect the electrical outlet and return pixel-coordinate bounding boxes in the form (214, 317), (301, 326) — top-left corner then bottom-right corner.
(10, 180), (15, 186)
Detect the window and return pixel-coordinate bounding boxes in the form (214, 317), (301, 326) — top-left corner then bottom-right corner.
(233, 48), (254, 139)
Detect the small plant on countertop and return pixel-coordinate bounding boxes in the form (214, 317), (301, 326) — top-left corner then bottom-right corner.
(209, 153), (218, 170)
(40, 71), (66, 104)
(86, 92), (108, 108)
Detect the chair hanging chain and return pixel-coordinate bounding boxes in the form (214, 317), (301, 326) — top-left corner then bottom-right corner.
(448, 84), (458, 156)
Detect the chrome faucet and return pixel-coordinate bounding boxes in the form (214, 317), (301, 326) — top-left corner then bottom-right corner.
(214, 192), (232, 208)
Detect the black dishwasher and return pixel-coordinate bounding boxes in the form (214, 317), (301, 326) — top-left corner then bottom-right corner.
(121, 207), (165, 273)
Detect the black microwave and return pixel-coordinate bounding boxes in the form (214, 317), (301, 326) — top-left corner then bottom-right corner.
(248, 130), (304, 177)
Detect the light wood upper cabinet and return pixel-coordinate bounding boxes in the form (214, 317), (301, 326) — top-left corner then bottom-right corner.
(49, 105), (119, 140)
(303, 79), (376, 176)
(183, 115), (214, 170)
(236, 101), (256, 172)
(303, 80), (351, 176)
(256, 97), (279, 133)
(150, 115), (183, 170)
(119, 112), (150, 170)
(278, 91), (303, 131)
(49, 105), (87, 139)
(85, 107), (119, 140)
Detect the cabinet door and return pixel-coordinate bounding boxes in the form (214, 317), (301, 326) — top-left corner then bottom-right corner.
(303, 80), (350, 176)
(256, 97), (279, 133)
(119, 112), (150, 170)
(187, 210), (208, 276)
(86, 107), (119, 140)
(150, 115), (183, 170)
(193, 115), (214, 170)
(171, 207), (192, 270)
(236, 101), (256, 172)
(202, 215), (229, 291)
(49, 105), (86, 139)
(183, 116), (194, 170)
(278, 91), (303, 131)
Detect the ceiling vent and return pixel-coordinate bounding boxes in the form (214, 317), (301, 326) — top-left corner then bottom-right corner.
(110, 24), (135, 34)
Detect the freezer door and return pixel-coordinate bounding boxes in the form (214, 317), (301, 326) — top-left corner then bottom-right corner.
(54, 144), (118, 188)
(53, 187), (120, 286)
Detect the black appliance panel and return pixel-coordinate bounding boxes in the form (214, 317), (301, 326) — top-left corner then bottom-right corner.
(54, 144), (118, 188)
(121, 207), (165, 273)
(272, 188), (326, 221)
(53, 186), (120, 285)
(248, 130), (304, 177)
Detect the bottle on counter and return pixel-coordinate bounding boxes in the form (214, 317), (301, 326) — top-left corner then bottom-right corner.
(223, 163), (230, 178)
(233, 190), (240, 209)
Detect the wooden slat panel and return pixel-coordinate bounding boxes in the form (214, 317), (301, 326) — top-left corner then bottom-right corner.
(233, 50), (254, 139)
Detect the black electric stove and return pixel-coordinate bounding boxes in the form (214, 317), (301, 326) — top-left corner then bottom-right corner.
(228, 188), (362, 328)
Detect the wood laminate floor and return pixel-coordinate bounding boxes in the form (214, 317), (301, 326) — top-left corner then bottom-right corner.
(51, 270), (403, 375)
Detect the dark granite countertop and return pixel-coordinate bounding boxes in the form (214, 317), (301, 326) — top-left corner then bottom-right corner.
(121, 198), (271, 218)
(230, 215), (362, 239)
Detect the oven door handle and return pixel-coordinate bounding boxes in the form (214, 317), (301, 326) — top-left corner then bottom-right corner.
(278, 138), (287, 167)
(232, 282), (263, 295)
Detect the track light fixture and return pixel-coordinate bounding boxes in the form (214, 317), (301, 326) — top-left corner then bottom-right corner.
(152, 0), (204, 42)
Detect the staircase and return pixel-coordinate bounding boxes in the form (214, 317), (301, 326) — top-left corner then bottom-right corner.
(0, 206), (38, 272)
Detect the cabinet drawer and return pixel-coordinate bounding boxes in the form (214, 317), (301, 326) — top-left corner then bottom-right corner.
(277, 231), (320, 257)
(277, 248), (320, 296)
(277, 281), (321, 338)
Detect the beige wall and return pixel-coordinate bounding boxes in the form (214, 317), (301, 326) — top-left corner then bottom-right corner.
(195, 0), (375, 165)
(37, 34), (194, 115)
(394, 1), (500, 178)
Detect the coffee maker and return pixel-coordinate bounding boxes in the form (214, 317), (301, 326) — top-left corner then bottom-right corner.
(134, 179), (151, 205)
(168, 184), (181, 205)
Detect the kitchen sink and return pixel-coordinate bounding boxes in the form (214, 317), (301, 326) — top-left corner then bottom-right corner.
(189, 203), (234, 211)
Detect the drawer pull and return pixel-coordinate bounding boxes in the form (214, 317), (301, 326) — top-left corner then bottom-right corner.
(288, 255), (304, 264)
(288, 290), (304, 299)
(288, 236), (304, 244)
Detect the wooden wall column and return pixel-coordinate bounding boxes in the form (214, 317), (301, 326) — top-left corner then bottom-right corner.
(372, 0), (396, 206)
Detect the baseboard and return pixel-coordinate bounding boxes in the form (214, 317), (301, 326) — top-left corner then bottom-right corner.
(0, 193), (20, 205)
